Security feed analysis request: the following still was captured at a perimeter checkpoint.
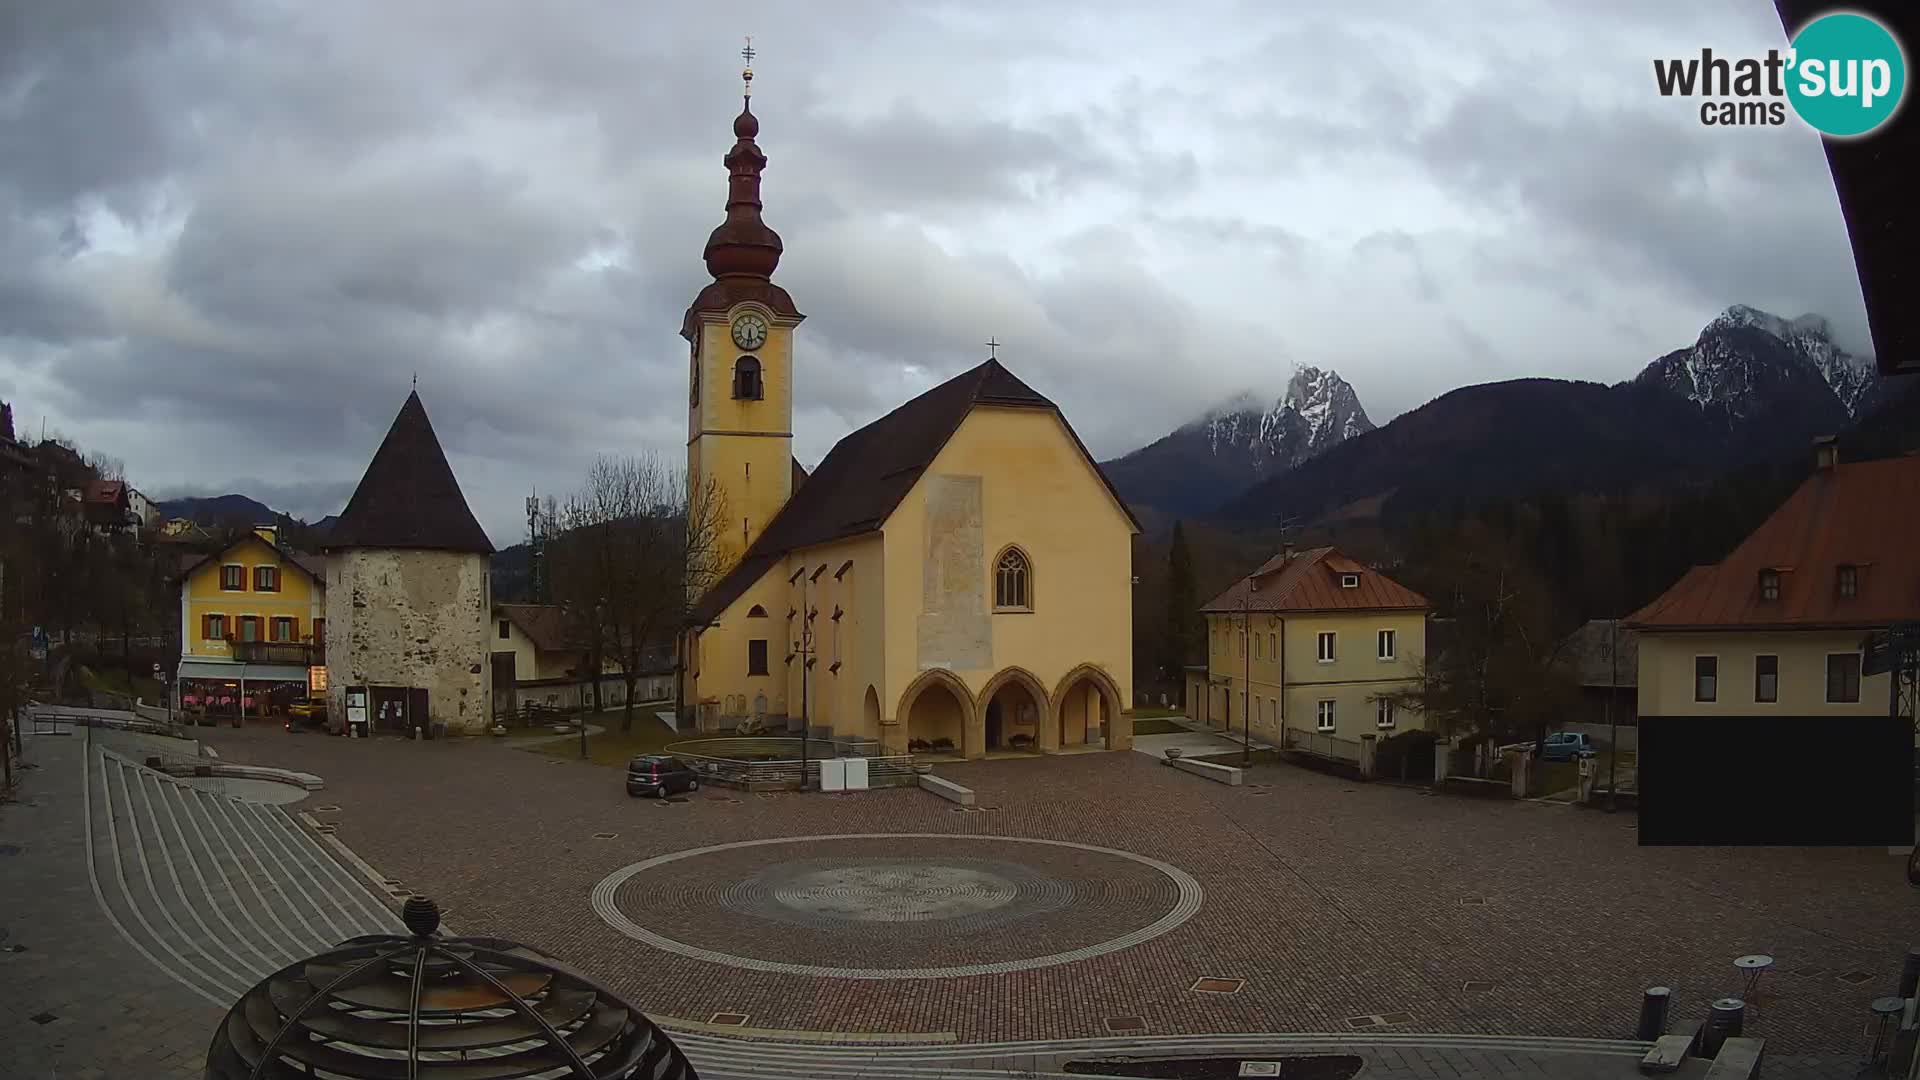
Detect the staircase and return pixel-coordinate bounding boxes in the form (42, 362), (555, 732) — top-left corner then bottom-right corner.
(82, 738), (402, 1007)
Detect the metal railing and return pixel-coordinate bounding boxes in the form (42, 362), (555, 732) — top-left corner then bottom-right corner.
(228, 640), (322, 665)
(671, 747), (920, 791)
(27, 704), (184, 739)
(1284, 727), (1362, 763)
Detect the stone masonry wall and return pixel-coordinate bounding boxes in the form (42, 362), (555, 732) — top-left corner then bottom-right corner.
(325, 549), (491, 735)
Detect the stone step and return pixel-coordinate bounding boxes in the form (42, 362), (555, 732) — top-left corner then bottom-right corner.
(185, 784), (343, 956)
(148, 772), (294, 978)
(92, 752), (251, 1003)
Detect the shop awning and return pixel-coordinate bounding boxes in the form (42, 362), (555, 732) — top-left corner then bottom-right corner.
(177, 660), (312, 683)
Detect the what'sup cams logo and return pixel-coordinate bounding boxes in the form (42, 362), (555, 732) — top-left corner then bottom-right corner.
(1654, 10), (1907, 137)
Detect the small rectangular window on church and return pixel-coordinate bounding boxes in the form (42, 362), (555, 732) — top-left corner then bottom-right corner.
(747, 639), (769, 676)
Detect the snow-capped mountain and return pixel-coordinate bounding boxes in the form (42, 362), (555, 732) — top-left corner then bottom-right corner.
(1102, 366), (1375, 520)
(1637, 304), (1880, 422)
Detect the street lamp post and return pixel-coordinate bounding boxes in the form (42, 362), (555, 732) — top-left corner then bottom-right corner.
(789, 566), (814, 790)
(1606, 619), (1618, 812)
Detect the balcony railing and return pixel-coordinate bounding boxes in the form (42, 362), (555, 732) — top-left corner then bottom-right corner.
(228, 639), (323, 666)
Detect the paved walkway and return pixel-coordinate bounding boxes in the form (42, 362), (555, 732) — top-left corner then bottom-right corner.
(0, 726), (402, 1080)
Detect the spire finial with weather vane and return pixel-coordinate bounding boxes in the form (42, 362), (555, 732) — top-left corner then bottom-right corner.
(742, 36), (755, 101)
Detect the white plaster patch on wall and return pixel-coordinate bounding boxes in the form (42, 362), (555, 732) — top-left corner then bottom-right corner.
(917, 474), (990, 672)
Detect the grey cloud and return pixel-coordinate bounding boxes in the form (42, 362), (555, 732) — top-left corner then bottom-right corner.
(0, 0), (1878, 543)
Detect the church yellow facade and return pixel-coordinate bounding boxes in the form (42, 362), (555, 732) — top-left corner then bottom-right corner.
(678, 79), (1137, 759)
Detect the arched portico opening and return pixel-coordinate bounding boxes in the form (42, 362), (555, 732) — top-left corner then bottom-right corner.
(898, 668), (977, 759)
(977, 667), (1049, 752)
(1052, 664), (1128, 751)
(862, 684), (882, 741)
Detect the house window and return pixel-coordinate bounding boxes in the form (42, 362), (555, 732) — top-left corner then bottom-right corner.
(732, 356), (763, 400)
(994, 547), (1031, 611)
(238, 616), (261, 643)
(1758, 569), (1780, 602)
(1268, 632), (1276, 659)
(1826, 653), (1861, 703)
(1837, 565), (1858, 598)
(220, 564), (245, 591)
(1317, 631), (1336, 662)
(1238, 631), (1244, 657)
(747, 639), (769, 676)
(1340, 573), (1360, 589)
(1693, 656), (1717, 702)
(1755, 654), (1778, 703)
(270, 617), (296, 642)
(1376, 697), (1395, 729)
(498, 620), (510, 640)
(1254, 635), (1262, 660)
(254, 565), (279, 592)
(1316, 699), (1337, 731)
(1377, 629), (1396, 660)
(203, 614), (227, 641)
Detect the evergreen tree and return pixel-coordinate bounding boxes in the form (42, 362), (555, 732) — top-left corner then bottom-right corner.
(1161, 521), (1198, 699)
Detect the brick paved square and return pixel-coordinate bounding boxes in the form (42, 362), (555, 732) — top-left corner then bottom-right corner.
(150, 726), (1920, 1058)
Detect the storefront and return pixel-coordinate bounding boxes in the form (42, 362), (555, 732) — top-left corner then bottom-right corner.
(176, 660), (313, 722)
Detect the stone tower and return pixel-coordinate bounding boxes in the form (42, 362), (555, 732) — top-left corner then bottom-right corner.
(323, 391), (495, 735)
(682, 58), (806, 569)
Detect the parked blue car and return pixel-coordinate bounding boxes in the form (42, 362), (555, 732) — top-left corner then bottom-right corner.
(1540, 732), (1596, 762)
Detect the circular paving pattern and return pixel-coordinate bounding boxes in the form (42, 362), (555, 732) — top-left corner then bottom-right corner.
(591, 833), (1204, 979)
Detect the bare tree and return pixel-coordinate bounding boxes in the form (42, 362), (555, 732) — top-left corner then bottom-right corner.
(550, 455), (729, 733)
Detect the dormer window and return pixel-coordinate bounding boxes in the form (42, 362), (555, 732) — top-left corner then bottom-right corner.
(1836, 564), (1858, 599)
(732, 356), (763, 400)
(1340, 573), (1360, 589)
(1757, 569), (1780, 602)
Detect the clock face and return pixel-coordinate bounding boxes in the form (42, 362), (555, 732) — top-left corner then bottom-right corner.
(731, 313), (769, 351)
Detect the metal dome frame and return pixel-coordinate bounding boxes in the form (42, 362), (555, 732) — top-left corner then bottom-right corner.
(204, 897), (697, 1080)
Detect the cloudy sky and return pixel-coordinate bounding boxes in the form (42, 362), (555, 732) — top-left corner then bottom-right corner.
(0, 0), (1871, 543)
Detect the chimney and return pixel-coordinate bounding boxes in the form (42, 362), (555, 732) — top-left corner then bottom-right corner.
(1812, 435), (1839, 471)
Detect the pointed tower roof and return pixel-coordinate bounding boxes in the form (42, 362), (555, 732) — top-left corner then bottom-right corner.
(681, 49), (802, 340)
(325, 391), (494, 554)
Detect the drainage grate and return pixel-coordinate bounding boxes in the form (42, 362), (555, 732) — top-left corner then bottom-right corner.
(1238, 1064), (1282, 1078)
(0, 844), (22, 856)
(314, 805), (342, 813)
(1796, 966), (1828, 978)
(1839, 971), (1875, 985)
(592, 832), (618, 840)
(707, 1012), (750, 1026)
(1462, 980), (1496, 992)
(314, 824), (337, 835)
(1458, 896), (1487, 906)
(30, 1011), (56, 1025)
(1190, 977), (1246, 994)
(659, 796), (689, 805)
(1343, 1015), (1381, 1030)
(1378, 1011), (1414, 1025)
(1103, 1016), (1147, 1033)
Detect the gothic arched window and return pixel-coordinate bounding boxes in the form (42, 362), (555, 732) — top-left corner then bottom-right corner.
(747, 605), (768, 618)
(733, 356), (763, 400)
(993, 546), (1032, 612)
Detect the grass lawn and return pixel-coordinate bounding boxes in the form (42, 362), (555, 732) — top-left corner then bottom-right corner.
(1132, 717), (1188, 735)
(521, 715), (682, 768)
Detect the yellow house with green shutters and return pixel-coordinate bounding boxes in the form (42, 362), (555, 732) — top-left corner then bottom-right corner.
(1189, 547), (1431, 757)
(175, 526), (327, 714)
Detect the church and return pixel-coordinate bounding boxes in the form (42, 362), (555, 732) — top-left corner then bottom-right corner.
(678, 65), (1139, 759)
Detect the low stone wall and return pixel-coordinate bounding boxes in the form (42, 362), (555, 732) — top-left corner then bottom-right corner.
(1167, 757), (1242, 786)
(919, 775), (975, 805)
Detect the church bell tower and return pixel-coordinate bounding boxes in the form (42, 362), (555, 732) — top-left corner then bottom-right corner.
(684, 40), (805, 566)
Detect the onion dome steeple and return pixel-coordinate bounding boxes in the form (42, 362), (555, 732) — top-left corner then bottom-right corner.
(702, 38), (783, 281)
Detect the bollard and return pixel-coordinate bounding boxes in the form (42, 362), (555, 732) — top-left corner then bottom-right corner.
(1900, 947), (1920, 999)
(1636, 986), (1672, 1041)
(1700, 997), (1744, 1058)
